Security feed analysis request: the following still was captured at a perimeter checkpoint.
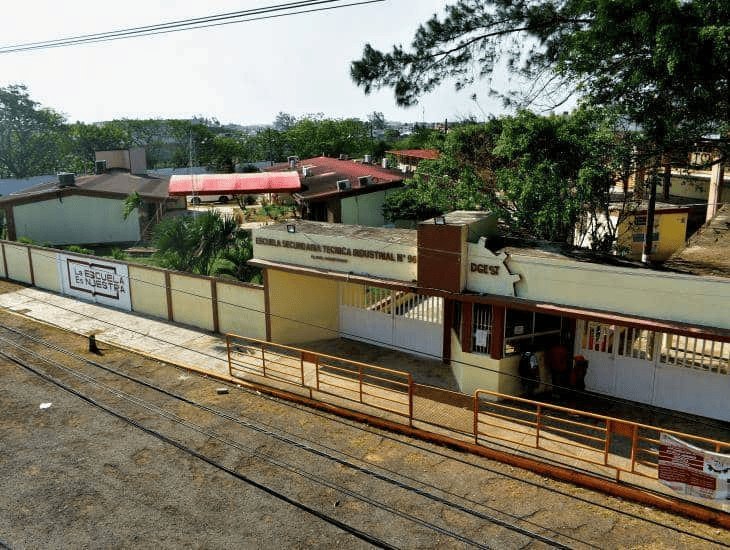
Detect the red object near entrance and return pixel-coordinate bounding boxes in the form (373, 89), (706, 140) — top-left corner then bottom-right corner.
(168, 172), (301, 196)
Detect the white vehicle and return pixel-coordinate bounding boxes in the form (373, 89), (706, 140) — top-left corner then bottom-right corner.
(187, 194), (234, 205)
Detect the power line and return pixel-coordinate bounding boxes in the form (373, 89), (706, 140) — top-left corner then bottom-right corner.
(0, 0), (385, 54)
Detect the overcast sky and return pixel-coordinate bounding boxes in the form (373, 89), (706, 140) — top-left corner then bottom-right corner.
(0, 0), (514, 125)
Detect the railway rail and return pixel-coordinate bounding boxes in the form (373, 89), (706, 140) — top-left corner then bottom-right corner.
(0, 323), (576, 549)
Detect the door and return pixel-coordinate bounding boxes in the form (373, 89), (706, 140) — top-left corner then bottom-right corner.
(340, 284), (443, 359)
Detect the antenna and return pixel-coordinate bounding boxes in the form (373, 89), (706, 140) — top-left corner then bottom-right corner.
(189, 127), (199, 215)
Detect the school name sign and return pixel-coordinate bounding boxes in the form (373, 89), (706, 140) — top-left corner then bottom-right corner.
(58, 254), (132, 311)
(253, 230), (418, 282)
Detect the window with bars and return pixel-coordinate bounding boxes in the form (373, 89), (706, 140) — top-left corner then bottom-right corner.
(659, 334), (729, 375)
(616, 326), (654, 361)
(471, 303), (492, 355)
(504, 309), (563, 355)
(579, 323), (729, 376)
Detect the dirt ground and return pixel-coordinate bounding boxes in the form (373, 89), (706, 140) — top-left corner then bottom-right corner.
(0, 298), (729, 548)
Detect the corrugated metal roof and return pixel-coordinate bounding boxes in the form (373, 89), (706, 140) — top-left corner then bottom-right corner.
(0, 170), (170, 204)
(265, 156), (404, 201)
(168, 172), (301, 196)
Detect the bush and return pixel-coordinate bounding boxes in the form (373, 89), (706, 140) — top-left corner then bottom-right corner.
(65, 245), (94, 255)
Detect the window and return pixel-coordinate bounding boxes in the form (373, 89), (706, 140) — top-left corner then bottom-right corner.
(471, 304), (492, 355)
(632, 232), (660, 243)
(504, 309), (563, 355)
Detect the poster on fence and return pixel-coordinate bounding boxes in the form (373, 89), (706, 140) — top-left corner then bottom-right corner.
(658, 433), (730, 501)
(58, 254), (131, 311)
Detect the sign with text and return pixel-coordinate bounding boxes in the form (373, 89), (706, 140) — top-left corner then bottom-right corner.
(253, 227), (418, 282)
(59, 254), (131, 311)
(658, 433), (730, 501)
(465, 237), (521, 296)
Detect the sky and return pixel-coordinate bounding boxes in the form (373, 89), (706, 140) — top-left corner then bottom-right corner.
(0, 0), (513, 126)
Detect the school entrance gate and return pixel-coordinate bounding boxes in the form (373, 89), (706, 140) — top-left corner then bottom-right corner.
(576, 320), (730, 421)
(339, 284), (443, 359)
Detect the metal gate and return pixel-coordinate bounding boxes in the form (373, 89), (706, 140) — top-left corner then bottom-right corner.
(576, 320), (730, 421)
(339, 284), (443, 359)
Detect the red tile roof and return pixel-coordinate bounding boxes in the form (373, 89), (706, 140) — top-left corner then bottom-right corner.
(168, 172), (301, 196)
(265, 156), (404, 201)
(386, 149), (440, 160)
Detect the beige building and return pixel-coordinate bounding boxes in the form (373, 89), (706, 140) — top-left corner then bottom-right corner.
(0, 163), (178, 246)
(250, 212), (730, 422)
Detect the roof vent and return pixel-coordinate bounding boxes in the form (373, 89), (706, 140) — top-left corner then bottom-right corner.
(358, 175), (373, 186)
(57, 172), (76, 187)
(363, 154), (372, 164)
(302, 166), (312, 177)
(381, 157), (389, 169)
(94, 159), (107, 175)
(338, 153), (349, 161)
(336, 179), (351, 191)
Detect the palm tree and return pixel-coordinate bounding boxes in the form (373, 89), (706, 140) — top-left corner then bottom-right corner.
(152, 210), (256, 281)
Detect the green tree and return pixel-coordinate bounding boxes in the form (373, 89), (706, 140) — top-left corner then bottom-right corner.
(122, 192), (143, 221)
(492, 108), (637, 244)
(273, 112), (297, 132)
(367, 111), (386, 131)
(383, 109), (638, 248)
(351, 0), (729, 137)
(210, 234), (260, 283)
(64, 122), (132, 173)
(353, 0), (729, 256)
(0, 84), (68, 178)
(152, 210), (257, 281)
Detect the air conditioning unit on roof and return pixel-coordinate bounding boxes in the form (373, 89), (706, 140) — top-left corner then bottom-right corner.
(358, 175), (373, 186)
(336, 179), (351, 191)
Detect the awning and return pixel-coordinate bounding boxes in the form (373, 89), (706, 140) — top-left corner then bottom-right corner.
(168, 172), (301, 196)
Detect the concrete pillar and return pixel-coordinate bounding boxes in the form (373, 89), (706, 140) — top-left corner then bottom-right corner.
(707, 156), (725, 222)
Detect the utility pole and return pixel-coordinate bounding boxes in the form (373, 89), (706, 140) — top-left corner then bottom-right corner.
(642, 163), (659, 264)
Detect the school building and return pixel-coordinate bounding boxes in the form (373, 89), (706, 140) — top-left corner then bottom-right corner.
(250, 211), (730, 422)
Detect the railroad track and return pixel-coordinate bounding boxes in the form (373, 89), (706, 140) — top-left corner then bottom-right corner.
(0, 323), (578, 550)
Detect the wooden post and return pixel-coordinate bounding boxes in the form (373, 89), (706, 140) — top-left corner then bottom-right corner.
(164, 271), (173, 321)
(490, 306), (505, 360)
(26, 246), (35, 286)
(442, 298), (453, 364)
(210, 279), (219, 333)
(461, 303), (473, 352)
(1, 242), (7, 279)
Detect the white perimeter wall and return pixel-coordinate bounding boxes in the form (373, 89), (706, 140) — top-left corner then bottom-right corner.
(507, 254), (730, 330)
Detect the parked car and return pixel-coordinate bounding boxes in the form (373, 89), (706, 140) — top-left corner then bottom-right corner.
(187, 194), (234, 205)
